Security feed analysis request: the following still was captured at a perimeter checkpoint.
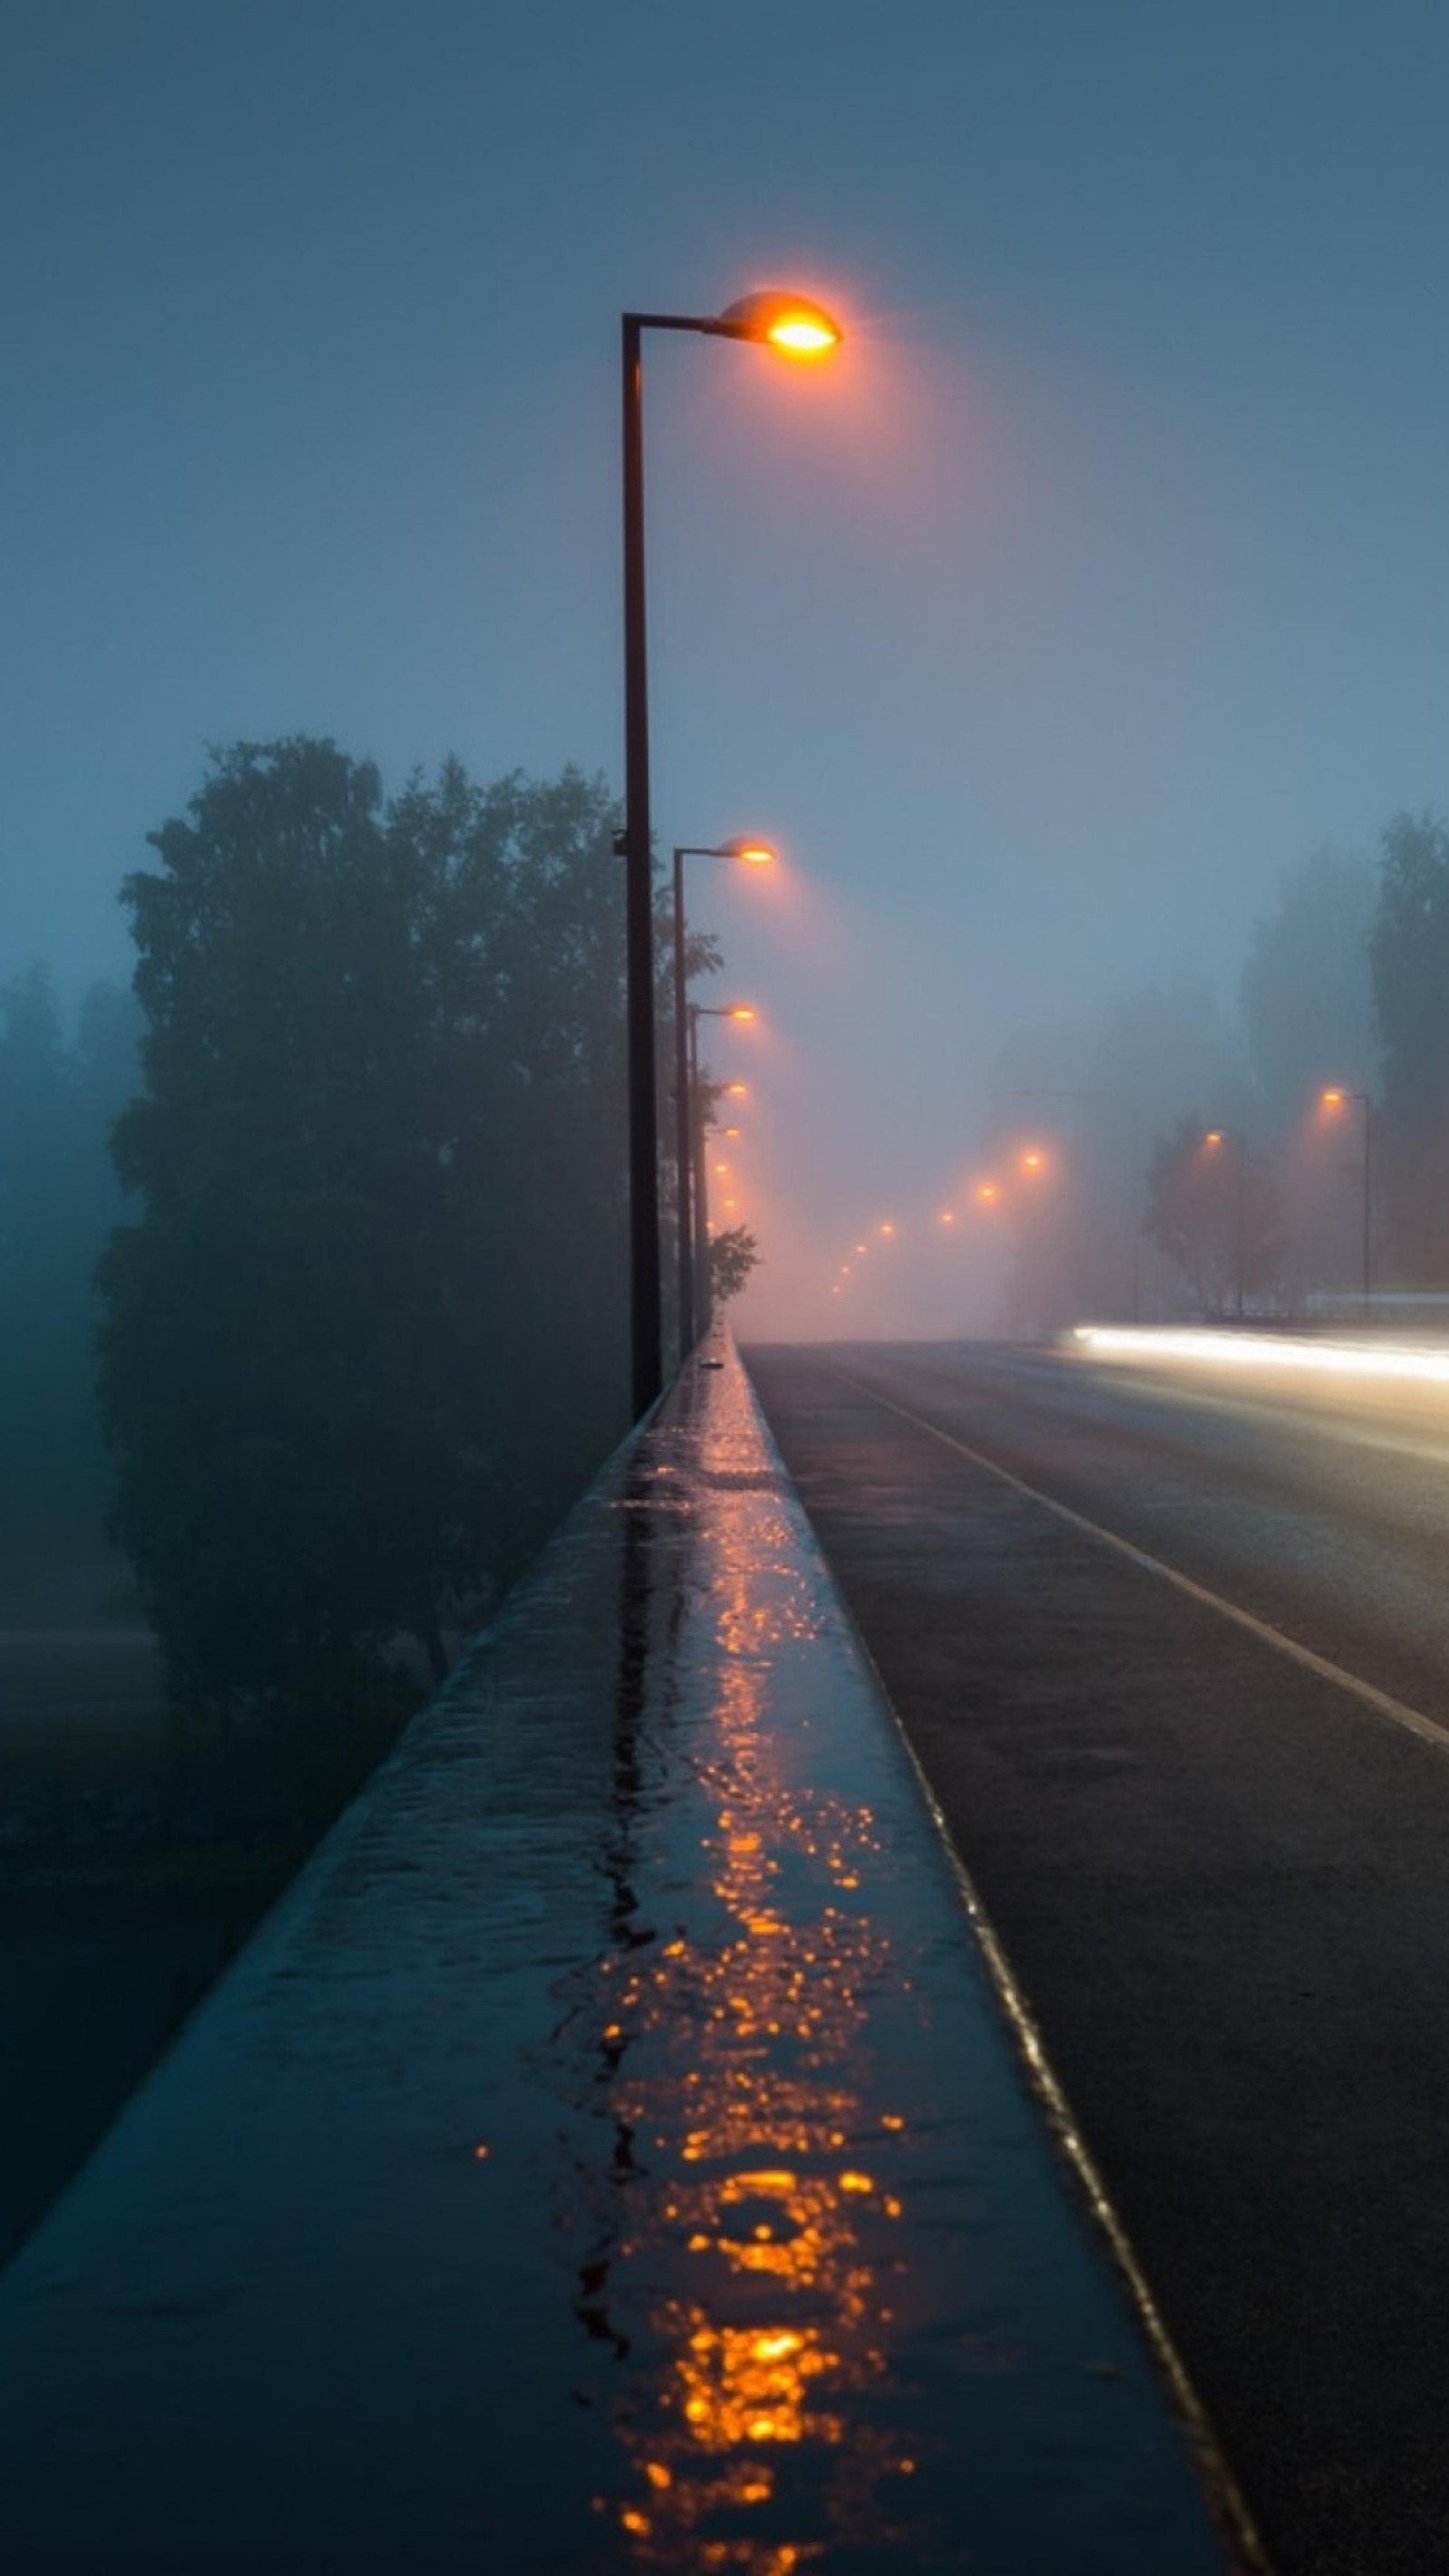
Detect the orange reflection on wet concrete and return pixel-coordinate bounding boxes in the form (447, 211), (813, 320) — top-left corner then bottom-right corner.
(575, 1375), (920, 2571)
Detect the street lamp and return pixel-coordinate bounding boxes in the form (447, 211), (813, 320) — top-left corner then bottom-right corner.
(671, 839), (775, 1360)
(621, 289), (842, 1416)
(689, 1000), (762, 1339)
(1203, 1129), (1247, 1320)
(1320, 1088), (1374, 1308)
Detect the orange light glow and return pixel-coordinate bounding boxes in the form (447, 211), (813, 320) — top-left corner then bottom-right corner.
(938, 1210), (955, 1226)
(728, 1006), (758, 1024)
(976, 1181), (1000, 1205)
(725, 1081), (748, 1097)
(719, 289), (844, 358)
(723, 1125), (742, 1138)
(715, 834), (778, 868)
(855, 1243), (867, 1255)
(1320, 1088), (1345, 1108)
(1204, 1129), (1224, 1149)
(771, 316), (838, 353)
(1020, 1149), (1044, 1174)
(879, 1221), (896, 1238)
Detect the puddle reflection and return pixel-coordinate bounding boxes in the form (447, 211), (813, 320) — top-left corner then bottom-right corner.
(573, 1389), (926, 2570)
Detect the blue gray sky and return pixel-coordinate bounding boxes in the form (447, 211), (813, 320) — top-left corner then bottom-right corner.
(5, 0), (1449, 1330)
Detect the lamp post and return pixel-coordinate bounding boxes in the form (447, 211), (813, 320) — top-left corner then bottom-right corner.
(672, 840), (774, 1360)
(619, 289), (840, 1416)
(689, 1001), (760, 1340)
(1204, 1129), (1247, 1320)
(1320, 1089), (1373, 1309)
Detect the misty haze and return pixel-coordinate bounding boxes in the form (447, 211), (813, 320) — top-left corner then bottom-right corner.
(7, 5), (1449, 2572)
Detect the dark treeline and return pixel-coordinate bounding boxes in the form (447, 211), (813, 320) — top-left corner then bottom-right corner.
(9, 735), (755, 1742)
(988, 812), (1449, 1329)
(0, 966), (140, 1591)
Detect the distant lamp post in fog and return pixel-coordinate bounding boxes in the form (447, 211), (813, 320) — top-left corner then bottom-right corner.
(620, 290), (841, 1416)
(1320, 1087), (1374, 1309)
(671, 840), (775, 1359)
(689, 999), (763, 1338)
(1204, 1128), (1248, 1320)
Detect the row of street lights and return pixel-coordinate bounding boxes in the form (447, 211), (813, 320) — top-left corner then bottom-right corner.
(830, 1086), (1374, 1321)
(620, 287), (842, 1414)
(671, 843), (771, 1355)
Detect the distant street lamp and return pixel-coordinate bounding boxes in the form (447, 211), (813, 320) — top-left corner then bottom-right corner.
(1320, 1088), (1374, 1308)
(620, 290), (841, 1415)
(671, 840), (775, 1359)
(689, 1000), (763, 1338)
(1204, 1128), (1248, 1320)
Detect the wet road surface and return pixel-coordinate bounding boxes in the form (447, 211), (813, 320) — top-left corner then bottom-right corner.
(744, 1337), (1449, 2576)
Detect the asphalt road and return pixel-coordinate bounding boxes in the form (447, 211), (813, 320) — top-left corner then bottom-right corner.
(744, 1338), (1449, 2576)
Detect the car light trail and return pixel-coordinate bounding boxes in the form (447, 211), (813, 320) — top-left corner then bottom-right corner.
(1070, 1327), (1449, 1389)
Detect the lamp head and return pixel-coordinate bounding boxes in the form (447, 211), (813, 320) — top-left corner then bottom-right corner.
(716, 289), (842, 356)
(717, 836), (777, 866)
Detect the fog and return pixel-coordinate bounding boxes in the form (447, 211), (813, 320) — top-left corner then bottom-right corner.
(6, 0), (1449, 1340)
(6, 0), (1449, 2317)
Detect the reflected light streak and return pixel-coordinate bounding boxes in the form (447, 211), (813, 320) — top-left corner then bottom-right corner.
(578, 1415), (916, 2567)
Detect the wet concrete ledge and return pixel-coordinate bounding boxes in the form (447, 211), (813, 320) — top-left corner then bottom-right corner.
(0, 1335), (1257, 2572)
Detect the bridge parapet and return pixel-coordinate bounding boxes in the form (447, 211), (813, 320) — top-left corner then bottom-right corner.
(0, 1331), (1261, 2570)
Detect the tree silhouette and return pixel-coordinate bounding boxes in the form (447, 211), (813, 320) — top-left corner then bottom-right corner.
(100, 739), (631, 1716)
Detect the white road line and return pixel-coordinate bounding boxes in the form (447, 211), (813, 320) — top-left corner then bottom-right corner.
(830, 1366), (1449, 1766)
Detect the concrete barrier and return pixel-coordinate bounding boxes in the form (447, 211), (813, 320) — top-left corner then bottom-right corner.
(0, 1333), (1263, 2571)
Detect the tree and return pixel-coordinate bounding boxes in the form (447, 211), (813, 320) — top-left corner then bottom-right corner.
(709, 1225), (760, 1307)
(1369, 811), (1449, 1283)
(1143, 1115), (1279, 1315)
(1240, 847), (1376, 1128)
(983, 971), (1244, 1332)
(100, 738), (631, 1717)
(1235, 847), (1377, 1298)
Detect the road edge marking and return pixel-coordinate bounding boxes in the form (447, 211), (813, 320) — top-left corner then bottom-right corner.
(830, 1364), (1449, 1765)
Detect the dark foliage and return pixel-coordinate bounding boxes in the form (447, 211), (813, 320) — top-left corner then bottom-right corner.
(99, 738), (630, 1716)
(709, 1224), (760, 1306)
